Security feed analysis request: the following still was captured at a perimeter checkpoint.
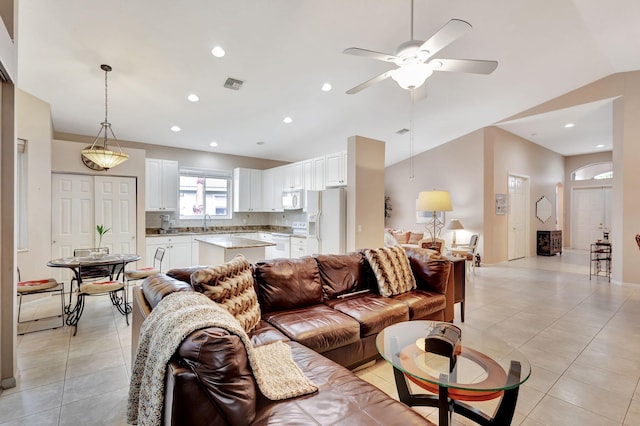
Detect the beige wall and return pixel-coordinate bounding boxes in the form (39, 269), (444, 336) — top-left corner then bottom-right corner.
(346, 135), (385, 251)
(563, 151), (613, 247)
(385, 129), (485, 253)
(16, 90), (53, 278)
(483, 127), (565, 263)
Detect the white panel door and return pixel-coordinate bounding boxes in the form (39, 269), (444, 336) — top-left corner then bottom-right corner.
(571, 187), (612, 249)
(508, 175), (529, 260)
(94, 176), (137, 255)
(51, 174), (94, 285)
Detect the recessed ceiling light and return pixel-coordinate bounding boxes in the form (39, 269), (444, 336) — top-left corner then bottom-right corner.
(596, 144), (605, 148)
(564, 123), (575, 128)
(283, 116), (293, 124)
(187, 94), (199, 102)
(321, 82), (332, 92)
(211, 46), (226, 58)
(209, 141), (218, 147)
(170, 125), (181, 132)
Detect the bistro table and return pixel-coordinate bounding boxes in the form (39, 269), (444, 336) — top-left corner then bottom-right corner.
(48, 253), (141, 311)
(376, 321), (530, 426)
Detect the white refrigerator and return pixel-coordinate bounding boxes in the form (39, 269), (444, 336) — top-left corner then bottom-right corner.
(306, 188), (346, 255)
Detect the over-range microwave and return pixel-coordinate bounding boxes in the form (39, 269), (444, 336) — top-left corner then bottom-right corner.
(282, 189), (303, 210)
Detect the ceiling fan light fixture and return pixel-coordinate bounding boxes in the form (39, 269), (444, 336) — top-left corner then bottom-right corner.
(392, 63), (432, 90)
(81, 64), (129, 171)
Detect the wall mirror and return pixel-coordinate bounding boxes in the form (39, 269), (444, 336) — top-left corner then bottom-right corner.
(536, 196), (552, 223)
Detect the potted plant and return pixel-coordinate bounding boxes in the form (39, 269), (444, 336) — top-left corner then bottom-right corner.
(95, 224), (111, 257)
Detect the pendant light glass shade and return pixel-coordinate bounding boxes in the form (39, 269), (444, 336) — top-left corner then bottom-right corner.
(81, 64), (128, 171)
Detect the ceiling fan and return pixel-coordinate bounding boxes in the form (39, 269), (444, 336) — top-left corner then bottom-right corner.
(343, 0), (498, 94)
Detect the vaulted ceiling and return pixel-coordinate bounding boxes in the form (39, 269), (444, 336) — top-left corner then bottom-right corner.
(18, 0), (640, 165)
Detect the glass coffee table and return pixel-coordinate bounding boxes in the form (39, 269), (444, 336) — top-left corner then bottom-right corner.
(376, 321), (530, 426)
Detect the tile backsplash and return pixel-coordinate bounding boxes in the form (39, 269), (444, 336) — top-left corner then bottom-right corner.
(145, 211), (307, 230)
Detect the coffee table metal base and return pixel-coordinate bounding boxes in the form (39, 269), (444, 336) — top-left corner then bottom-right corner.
(393, 360), (521, 426)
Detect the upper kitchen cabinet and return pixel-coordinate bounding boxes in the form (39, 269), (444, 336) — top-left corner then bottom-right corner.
(262, 167), (284, 212)
(282, 162), (303, 190)
(233, 168), (263, 212)
(146, 159), (178, 211)
(325, 151), (347, 187)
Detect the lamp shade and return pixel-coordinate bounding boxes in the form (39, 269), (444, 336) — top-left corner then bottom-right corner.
(447, 219), (464, 230)
(391, 63), (433, 90)
(417, 190), (452, 212)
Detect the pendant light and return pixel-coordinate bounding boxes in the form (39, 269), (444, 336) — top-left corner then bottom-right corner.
(81, 64), (128, 170)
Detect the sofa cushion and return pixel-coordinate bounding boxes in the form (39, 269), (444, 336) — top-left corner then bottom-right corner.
(315, 252), (372, 299)
(404, 247), (451, 293)
(255, 257), (322, 313)
(263, 304), (360, 353)
(177, 327), (257, 426)
(392, 230), (410, 244)
(324, 294), (408, 337)
(141, 274), (193, 309)
(391, 290), (447, 319)
(363, 246), (416, 297)
(249, 320), (290, 348)
(253, 341), (433, 425)
(190, 255), (261, 333)
(166, 265), (208, 284)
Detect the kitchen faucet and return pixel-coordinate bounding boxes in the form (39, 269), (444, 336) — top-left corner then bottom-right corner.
(203, 214), (213, 231)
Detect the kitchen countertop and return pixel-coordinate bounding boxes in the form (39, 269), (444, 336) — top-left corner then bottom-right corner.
(145, 226), (293, 237)
(194, 236), (276, 249)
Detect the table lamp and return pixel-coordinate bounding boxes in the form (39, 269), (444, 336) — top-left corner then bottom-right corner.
(417, 190), (453, 248)
(447, 219), (464, 247)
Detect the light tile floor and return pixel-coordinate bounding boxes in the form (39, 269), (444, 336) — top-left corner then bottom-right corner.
(1, 250), (638, 425)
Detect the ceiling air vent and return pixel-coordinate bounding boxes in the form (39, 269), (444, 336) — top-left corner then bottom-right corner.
(396, 128), (410, 135)
(224, 77), (245, 91)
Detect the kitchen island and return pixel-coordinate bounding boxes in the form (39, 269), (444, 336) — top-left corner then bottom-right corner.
(195, 236), (275, 265)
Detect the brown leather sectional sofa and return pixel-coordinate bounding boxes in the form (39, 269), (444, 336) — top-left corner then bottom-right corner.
(131, 248), (452, 425)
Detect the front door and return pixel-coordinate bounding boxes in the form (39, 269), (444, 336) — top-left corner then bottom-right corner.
(571, 187), (611, 249)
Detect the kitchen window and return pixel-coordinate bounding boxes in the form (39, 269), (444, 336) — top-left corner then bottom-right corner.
(179, 169), (232, 219)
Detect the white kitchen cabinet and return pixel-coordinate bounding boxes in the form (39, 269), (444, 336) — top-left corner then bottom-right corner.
(325, 151), (347, 187)
(290, 236), (307, 258)
(233, 168), (263, 212)
(145, 159), (178, 211)
(262, 167), (284, 212)
(283, 162), (303, 190)
(312, 156), (325, 190)
(145, 235), (192, 271)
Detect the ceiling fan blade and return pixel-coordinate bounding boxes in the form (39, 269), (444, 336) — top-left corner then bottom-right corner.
(343, 47), (399, 63)
(418, 19), (472, 59)
(430, 58), (498, 74)
(346, 70), (394, 94)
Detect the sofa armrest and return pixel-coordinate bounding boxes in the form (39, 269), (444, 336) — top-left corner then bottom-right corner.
(131, 286), (152, 365)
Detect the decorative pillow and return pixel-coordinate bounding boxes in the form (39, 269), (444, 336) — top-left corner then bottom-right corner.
(190, 255), (261, 333)
(363, 246), (416, 297)
(407, 232), (424, 245)
(392, 231), (410, 244)
(384, 231), (399, 247)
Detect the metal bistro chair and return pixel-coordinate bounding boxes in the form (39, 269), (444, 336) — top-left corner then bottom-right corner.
(66, 247), (111, 311)
(16, 268), (65, 335)
(124, 247), (165, 286)
(65, 260), (129, 336)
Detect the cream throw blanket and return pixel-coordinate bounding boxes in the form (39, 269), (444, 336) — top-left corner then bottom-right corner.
(127, 291), (317, 426)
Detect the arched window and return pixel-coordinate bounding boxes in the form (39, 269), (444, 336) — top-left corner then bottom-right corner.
(571, 162), (613, 181)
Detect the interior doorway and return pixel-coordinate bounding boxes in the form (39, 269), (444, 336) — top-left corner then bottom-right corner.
(571, 186), (611, 250)
(508, 174), (530, 260)
(51, 173), (137, 286)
